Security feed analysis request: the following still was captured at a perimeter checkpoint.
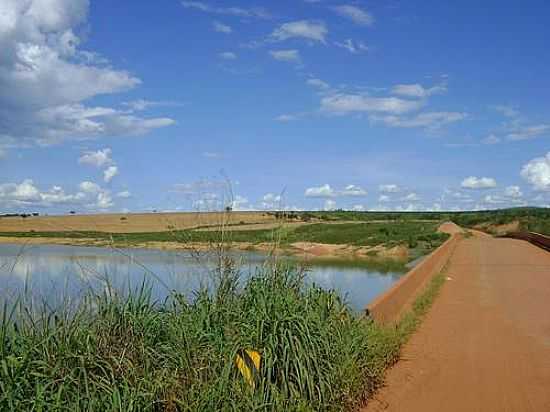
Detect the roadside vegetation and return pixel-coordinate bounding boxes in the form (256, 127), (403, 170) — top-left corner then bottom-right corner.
(0, 256), (446, 411)
(446, 207), (550, 236)
(271, 208), (550, 236)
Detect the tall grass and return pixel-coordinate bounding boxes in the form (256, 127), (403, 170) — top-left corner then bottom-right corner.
(0, 250), (448, 411)
(0, 258), (407, 411)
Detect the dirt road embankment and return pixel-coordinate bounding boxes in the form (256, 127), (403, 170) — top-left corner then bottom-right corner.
(367, 222), (461, 323)
(363, 231), (550, 411)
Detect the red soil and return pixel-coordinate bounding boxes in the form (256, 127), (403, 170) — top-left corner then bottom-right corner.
(363, 232), (550, 412)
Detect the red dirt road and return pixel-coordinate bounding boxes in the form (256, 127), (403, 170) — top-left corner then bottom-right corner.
(363, 233), (550, 412)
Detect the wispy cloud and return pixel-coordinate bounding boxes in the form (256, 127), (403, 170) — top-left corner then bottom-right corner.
(181, 1), (271, 19)
(116, 190), (132, 198)
(507, 124), (550, 141)
(391, 83), (447, 98)
(271, 20), (328, 43)
(373, 111), (467, 129)
(202, 151), (223, 159)
(213, 21), (232, 33)
(306, 78), (330, 90)
(402, 192), (420, 201)
(219, 51), (237, 60)
(333, 5), (374, 26)
(492, 104), (520, 118)
(334, 39), (369, 54)
(481, 134), (501, 145)
(276, 114), (299, 122)
(122, 99), (186, 111)
(314, 78), (465, 131)
(269, 49), (301, 63)
(321, 94), (424, 115)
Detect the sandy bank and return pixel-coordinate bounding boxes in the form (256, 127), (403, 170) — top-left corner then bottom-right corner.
(0, 236), (409, 261)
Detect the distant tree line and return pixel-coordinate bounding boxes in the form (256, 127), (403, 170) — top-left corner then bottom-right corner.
(0, 213), (40, 218)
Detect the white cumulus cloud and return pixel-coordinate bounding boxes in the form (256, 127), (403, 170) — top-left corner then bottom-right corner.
(0, 0), (174, 148)
(323, 199), (337, 211)
(305, 184), (336, 198)
(305, 184), (367, 198)
(0, 178), (119, 211)
(103, 166), (118, 183)
(379, 184), (401, 193)
(341, 184), (367, 197)
(504, 185), (522, 198)
(95, 191), (113, 209)
(79, 181), (101, 194)
(461, 176), (497, 189)
(402, 193), (420, 201)
(78, 148), (113, 168)
(261, 193), (282, 209)
(521, 152), (550, 191)
(229, 195), (249, 211)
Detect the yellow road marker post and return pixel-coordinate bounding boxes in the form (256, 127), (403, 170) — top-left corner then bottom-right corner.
(235, 349), (261, 389)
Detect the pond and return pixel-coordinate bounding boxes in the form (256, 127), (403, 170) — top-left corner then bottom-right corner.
(0, 243), (406, 313)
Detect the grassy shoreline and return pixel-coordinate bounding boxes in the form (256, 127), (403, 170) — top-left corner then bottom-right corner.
(0, 256), (447, 411)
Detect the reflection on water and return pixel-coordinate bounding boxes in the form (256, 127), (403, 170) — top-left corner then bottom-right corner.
(0, 243), (405, 312)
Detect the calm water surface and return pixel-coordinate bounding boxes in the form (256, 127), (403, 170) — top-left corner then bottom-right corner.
(0, 243), (405, 312)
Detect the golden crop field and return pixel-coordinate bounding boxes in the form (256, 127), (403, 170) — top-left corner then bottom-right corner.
(0, 211), (277, 233)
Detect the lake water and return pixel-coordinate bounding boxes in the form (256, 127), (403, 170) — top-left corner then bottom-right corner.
(0, 243), (405, 313)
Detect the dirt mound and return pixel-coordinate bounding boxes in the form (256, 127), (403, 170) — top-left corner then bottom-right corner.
(437, 221), (463, 234)
(474, 220), (521, 236)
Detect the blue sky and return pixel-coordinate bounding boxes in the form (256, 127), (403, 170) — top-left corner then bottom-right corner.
(1, 0), (550, 214)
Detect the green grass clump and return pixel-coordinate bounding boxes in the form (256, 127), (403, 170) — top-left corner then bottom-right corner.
(394, 272), (447, 342)
(0, 261), (407, 411)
